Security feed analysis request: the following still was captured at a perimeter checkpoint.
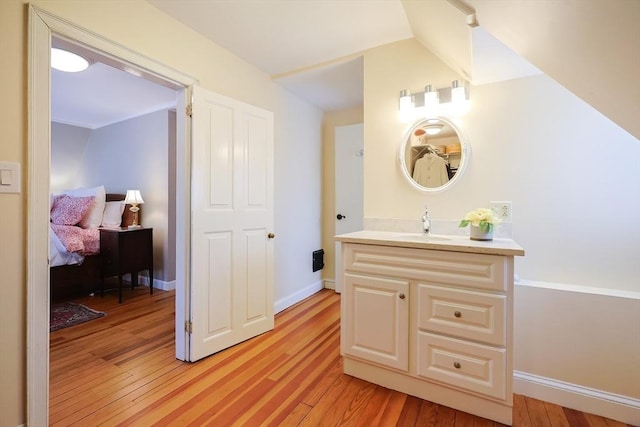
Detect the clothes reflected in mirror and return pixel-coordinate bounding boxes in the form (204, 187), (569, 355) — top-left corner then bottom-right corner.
(399, 117), (467, 193)
(411, 145), (452, 188)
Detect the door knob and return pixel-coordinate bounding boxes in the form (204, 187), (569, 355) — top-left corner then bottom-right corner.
(267, 233), (275, 239)
(336, 214), (346, 220)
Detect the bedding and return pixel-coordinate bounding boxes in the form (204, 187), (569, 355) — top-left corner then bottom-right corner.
(63, 185), (106, 229)
(101, 201), (126, 228)
(50, 195), (94, 225)
(49, 187), (123, 267)
(50, 190), (133, 301)
(51, 224), (100, 255)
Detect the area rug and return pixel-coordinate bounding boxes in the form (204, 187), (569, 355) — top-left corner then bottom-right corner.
(50, 302), (106, 332)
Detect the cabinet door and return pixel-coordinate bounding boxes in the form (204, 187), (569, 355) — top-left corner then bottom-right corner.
(342, 273), (409, 371)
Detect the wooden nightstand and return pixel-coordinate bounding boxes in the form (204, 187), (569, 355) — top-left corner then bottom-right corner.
(100, 227), (153, 303)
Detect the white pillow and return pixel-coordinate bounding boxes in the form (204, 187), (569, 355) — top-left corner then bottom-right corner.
(63, 185), (106, 229)
(101, 201), (125, 228)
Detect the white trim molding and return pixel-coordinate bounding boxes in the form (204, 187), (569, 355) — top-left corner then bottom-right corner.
(323, 279), (336, 290)
(514, 371), (640, 425)
(27, 5), (196, 425)
(274, 281), (324, 314)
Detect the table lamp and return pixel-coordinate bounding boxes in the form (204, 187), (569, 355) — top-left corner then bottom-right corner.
(124, 189), (144, 228)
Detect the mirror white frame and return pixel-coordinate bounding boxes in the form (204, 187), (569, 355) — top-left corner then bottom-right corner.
(398, 116), (470, 193)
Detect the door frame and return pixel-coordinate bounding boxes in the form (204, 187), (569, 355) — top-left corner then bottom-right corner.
(27, 6), (197, 424)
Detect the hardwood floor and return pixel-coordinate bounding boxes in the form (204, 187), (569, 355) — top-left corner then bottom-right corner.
(50, 288), (633, 426)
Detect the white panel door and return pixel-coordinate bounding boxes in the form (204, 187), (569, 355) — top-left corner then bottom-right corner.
(334, 123), (364, 293)
(190, 86), (274, 362)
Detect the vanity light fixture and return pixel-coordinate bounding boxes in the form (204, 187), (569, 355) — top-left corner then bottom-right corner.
(424, 85), (439, 109)
(451, 80), (468, 104)
(399, 89), (414, 114)
(398, 80), (470, 121)
(51, 48), (90, 72)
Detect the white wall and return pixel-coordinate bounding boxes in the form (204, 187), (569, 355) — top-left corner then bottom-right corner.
(50, 122), (91, 192)
(3, 1), (326, 424)
(362, 39), (640, 422)
(364, 40), (640, 293)
(84, 110), (173, 284)
(273, 92), (325, 311)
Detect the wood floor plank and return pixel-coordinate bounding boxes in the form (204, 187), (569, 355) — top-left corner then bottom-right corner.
(320, 377), (376, 426)
(377, 390), (408, 426)
(584, 412), (618, 427)
(49, 289), (631, 427)
(297, 374), (353, 426)
(278, 402), (313, 427)
(454, 409), (475, 427)
(544, 400), (571, 427)
(240, 352), (343, 426)
(513, 393), (532, 427)
(434, 404), (456, 427)
(396, 395), (423, 426)
(525, 396), (552, 427)
(563, 406), (591, 427)
(415, 399), (438, 427)
(353, 385), (394, 427)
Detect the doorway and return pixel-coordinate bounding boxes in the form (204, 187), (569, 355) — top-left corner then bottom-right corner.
(334, 123), (364, 293)
(28, 6), (196, 424)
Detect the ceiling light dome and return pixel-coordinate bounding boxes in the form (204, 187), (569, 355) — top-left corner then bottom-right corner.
(51, 48), (90, 72)
(425, 123), (444, 135)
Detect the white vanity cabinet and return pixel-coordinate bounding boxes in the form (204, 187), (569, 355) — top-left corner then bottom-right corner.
(337, 231), (524, 425)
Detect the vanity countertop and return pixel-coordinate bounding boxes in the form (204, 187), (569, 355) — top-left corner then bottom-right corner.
(335, 230), (524, 257)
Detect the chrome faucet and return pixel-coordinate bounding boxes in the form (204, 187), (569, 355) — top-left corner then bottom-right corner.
(421, 206), (431, 235)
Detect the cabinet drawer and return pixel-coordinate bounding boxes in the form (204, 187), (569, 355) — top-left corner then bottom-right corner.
(418, 284), (506, 346)
(417, 332), (506, 400)
(343, 244), (507, 291)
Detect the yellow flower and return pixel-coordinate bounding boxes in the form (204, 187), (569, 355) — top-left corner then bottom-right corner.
(459, 208), (501, 232)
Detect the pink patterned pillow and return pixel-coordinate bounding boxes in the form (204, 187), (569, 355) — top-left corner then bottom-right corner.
(50, 195), (95, 225)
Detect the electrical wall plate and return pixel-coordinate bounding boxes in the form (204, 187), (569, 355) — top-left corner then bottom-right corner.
(0, 162), (21, 194)
(490, 201), (512, 223)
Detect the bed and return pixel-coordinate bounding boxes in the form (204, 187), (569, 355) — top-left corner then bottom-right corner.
(49, 186), (137, 301)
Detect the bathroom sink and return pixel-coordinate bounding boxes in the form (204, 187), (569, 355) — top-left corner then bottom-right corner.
(395, 233), (451, 242)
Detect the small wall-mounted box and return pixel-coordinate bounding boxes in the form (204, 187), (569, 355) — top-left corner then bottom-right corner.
(312, 249), (324, 272)
(0, 162), (21, 194)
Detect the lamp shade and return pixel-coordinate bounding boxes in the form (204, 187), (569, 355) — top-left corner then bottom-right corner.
(124, 190), (144, 205)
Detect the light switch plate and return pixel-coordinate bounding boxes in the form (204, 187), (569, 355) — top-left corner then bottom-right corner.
(0, 162), (21, 193)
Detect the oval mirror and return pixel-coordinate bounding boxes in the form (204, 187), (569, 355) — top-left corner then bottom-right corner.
(399, 116), (469, 193)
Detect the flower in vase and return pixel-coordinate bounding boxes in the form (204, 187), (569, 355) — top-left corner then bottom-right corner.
(459, 208), (501, 233)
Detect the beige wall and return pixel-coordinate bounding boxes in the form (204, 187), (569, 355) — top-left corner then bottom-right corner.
(0, 1), (26, 423)
(358, 38), (640, 409)
(321, 107), (363, 284)
(0, 1), (323, 425)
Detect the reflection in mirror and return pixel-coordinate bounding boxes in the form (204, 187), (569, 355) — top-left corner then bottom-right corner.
(399, 117), (469, 193)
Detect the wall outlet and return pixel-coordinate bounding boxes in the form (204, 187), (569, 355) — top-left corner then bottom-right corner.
(490, 201), (512, 223)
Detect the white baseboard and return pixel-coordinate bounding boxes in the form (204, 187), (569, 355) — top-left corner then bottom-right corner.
(274, 280), (324, 314)
(324, 279), (335, 290)
(514, 371), (640, 425)
(122, 274), (175, 291)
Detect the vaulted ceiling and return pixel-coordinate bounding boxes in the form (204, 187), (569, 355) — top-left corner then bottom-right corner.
(53, 0), (639, 139)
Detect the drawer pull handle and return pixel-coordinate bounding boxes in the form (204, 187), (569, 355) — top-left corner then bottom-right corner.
(399, 293), (406, 300)
(454, 311), (462, 318)
(454, 362), (461, 369)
